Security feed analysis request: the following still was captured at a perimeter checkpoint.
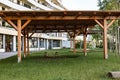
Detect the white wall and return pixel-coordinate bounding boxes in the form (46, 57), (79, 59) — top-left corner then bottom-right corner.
(0, 49), (5, 52)
(62, 40), (71, 48)
(52, 47), (61, 49)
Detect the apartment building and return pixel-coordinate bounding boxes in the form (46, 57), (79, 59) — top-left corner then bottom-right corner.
(0, 0), (70, 52)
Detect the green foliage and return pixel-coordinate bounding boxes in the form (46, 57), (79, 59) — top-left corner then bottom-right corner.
(92, 25), (103, 46)
(76, 41), (93, 49)
(98, 0), (119, 10)
(76, 42), (80, 48)
(0, 49), (120, 80)
(97, 0), (119, 50)
(97, 0), (119, 29)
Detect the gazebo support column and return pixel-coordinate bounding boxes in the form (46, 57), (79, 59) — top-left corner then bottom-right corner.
(83, 27), (87, 56)
(95, 19), (116, 59)
(17, 19), (22, 63)
(83, 33), (87, 56)
(70, 39), (73, 50)
(73, 36), (76, 54)
(103, 25), (108, 59)
(23, 31), (27, 58)
(5, 19), (31, 62)
(67, 32), (74, 52)
(103, 19), (108, 59)
(27, 32), (30, 55)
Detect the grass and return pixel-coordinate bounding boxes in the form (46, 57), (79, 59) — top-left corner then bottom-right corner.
(0, 48), (120, 80)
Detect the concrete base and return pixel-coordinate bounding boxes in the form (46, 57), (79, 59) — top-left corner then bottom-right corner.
(84, 52), (87, 56)
(18, 57), (21, 63)
(108, 71), (120, 78)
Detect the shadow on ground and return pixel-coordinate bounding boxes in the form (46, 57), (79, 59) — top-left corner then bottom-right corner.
(25, 54), (81, 60)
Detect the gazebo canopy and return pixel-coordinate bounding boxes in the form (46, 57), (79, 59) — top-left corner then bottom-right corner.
(0, 11), (119, 33)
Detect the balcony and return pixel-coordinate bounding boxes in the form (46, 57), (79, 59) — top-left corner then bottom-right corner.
(27, 0), (52, 10)
(45, 0), (64, 10)
(0, 0), (32, 10)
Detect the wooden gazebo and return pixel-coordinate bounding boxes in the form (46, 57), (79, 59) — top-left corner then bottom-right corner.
(0, 11), (119, 62)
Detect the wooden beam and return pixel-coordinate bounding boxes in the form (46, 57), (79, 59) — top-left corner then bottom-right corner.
(76, 30), (81, 35)
(95, 19), (104, 29)
(29, 32), (35, 38)
(107, 19), (116, 29)
(103, 19), (108, 59)
(21, 20), (31, 30)
(6, 20), (17, 30)
(23, 30), (27, 58)
(17, 19), (22, 63)
(4, 16), (120, 20)
(67, 32), (73, 38)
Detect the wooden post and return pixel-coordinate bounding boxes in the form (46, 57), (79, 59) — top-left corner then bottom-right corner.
(73, 36), (76, 54)
(23, 31), (27, 58)
(95, 19), (109, 59)
(27, 32), (30, 55)
(70, 38), (73, 50)
(103, 19), (108, 59)
(83, 33), (87, 56)
(17, 19), (22, 63)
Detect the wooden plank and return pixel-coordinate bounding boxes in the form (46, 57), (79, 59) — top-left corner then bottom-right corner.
(17, 19), (22, 63)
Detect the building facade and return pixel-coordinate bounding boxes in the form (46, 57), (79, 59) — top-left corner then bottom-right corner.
(0, 0), (70, 52)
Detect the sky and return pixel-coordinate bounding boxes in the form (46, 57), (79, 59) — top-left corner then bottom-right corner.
(61, 0), (99, 10)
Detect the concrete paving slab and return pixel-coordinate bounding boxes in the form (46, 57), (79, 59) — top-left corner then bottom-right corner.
(0, 52), (17, 60)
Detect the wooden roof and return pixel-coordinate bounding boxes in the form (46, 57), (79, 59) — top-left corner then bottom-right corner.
(0, 11), (120, 33)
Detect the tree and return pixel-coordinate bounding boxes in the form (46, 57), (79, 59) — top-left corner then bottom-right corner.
(97, 0), (120, 52)
(98, 0), (119, 10)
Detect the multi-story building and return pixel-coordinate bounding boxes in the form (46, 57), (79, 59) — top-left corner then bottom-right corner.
(0, 0), (70, 52)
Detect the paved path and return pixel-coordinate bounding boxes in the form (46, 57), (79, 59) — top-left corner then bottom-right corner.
(0, 52), (17, 60)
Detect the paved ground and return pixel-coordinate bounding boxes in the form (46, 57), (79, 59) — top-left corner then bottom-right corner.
(0, 52), (17, 60)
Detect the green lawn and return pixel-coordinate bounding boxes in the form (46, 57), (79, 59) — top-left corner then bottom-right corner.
(0, 48), (120, 80)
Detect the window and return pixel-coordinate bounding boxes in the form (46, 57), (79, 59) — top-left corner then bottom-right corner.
(30, 38), (38, 48)
(2, 7), (5, 10)
(0, 35), (3, 49)
(41, 2), (47, 6)
(9, 0), (14, 2)
(24, 3), (31, 8)
(2, 20), (5, 26)
(58, 33), (62, 37)
(17, 0), (20, 4)
(40, 38), (44, 48)
(55, 33), (57, 37)
(53, 40), (60, 47)
(5, 35), (13, 52)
